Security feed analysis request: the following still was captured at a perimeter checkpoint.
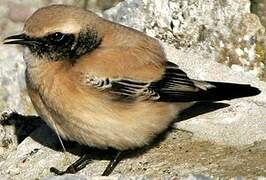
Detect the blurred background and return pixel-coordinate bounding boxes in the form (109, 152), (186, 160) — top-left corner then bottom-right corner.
(251, 0), (266, 27)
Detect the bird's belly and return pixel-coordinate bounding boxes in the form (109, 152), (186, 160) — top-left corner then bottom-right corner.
(28, 81), (190, 150)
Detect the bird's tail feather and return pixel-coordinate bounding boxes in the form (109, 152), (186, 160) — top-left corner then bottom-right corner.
(193, 80), (261, 102)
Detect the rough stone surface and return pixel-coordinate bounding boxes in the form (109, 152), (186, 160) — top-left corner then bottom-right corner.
(166, 45), (266, 147)
(0, 0), (266, 179)
(104, 0), (266, 80)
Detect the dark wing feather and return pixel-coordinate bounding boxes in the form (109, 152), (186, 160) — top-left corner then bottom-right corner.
(84, 61), (202, 102)
(109, 79), (152, 101)
(83, 61), (260, 102)
(149, 61), (200, 102)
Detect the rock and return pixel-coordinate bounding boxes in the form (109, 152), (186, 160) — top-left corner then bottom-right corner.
(42, 174), (212, 180)
(163, 45), (266, 147)
(42, 174), (89, 180)
(0, 124), (67, 179)
(251, 0), (266, 29)
(93, 0), (124, 11)
(104, 0), (266, 80)
(7, 2), (34, 23)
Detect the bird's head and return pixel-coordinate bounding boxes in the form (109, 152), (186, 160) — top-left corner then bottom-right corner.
(4, 5), (103, 63)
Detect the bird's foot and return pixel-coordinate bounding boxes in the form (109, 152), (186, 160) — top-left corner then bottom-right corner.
(102, 151), (123, 176)
(50, 153), (92, 175)
(50, 150), (125, 176)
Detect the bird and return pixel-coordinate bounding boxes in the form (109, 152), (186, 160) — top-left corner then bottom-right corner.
(3, 4), (260, 176)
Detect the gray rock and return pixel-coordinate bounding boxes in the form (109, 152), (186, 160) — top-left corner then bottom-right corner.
(163, 44), (266, 147)
(104, 0), (266, 79)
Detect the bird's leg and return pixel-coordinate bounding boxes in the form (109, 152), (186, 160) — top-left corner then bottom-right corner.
(102, 151), (124, 176)
(50, 153), (92, 175)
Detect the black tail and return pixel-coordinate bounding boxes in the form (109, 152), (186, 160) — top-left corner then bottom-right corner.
(195, 81), (261, 102)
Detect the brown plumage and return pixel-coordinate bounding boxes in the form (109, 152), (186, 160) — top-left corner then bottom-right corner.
(4, 4), (260, 176)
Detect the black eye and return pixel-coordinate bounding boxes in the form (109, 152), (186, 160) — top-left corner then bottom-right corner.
(48, 32), (65, 42)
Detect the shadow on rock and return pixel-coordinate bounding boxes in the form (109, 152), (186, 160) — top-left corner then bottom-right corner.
(177, 101), (230, 122)
(0, 112), (45, 144)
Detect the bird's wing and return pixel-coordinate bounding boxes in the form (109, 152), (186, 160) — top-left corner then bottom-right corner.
(82, 61), (209, 102)
(149, 61), (204, 102)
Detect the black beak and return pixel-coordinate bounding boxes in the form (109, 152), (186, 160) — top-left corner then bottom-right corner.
(3, 33), (36, 46)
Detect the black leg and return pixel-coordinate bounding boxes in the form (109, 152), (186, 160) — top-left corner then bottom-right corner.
(102, 151), (124, 176)
(50, 153), (92, 175)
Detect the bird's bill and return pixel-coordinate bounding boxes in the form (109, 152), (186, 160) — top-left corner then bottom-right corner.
(3, 33), (35, 46)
